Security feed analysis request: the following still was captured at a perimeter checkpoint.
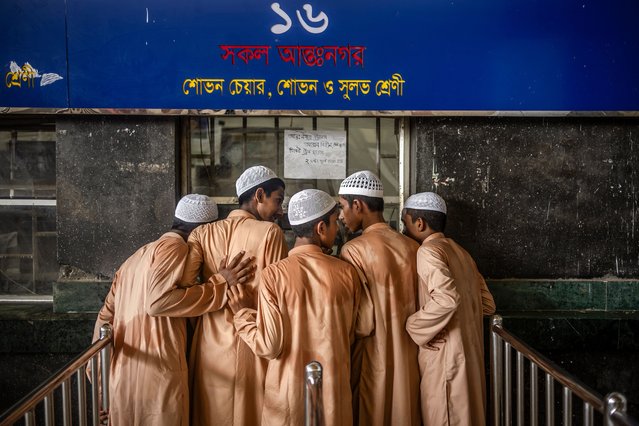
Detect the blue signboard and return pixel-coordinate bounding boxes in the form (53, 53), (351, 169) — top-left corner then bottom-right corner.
(2, 0), (639, 111)
(0, 1), (68, 108)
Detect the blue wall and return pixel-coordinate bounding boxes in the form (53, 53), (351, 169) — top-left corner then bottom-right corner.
(2, 0), (639, 110)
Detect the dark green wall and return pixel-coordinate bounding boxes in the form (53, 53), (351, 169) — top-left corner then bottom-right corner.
(413, 117), (639, 279)
(56, 116), (177, 278)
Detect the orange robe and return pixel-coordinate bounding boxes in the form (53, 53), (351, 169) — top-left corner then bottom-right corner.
(405, 232), (496, 426)
(181, 209), (288, 426)
(339, 222), (422, 426)
(233, 245), (374, 426)
(91, 232), (229, 426)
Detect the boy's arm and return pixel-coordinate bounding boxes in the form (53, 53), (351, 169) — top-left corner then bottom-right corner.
(340, 246), (375, 339)
(405, 246), (460, 347)
(477, 269), (496, 315)
(147, 243), (255, 317)
(180, 229), (205, 286)
(92, 271), (118, 343)
(353, 269), (375, 339)
(87, 271), (119, 384)
(230, 270), (284, 360)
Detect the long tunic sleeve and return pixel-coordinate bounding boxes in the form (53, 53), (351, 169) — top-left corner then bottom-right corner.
(407, 232), (496, 426)
(88, 270), (119, 392)
(180, 228), (205, 286)
(147, 272), (229, 317)
(339, 223), (422, 426)
(405, 243), (460, 347)
(479, 271), (497, 315)
(351, 272), (375, 339)
(92, 270), (118, 342)
(233, 273), (284, 360)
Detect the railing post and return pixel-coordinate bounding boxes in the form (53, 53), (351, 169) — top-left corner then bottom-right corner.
(304, 361), (324, 426)
(43, 393), (54, 426)
(583, 402), (594, 426)
(516, 351), (524, 426)
(91, 357), (99, 426)
(546, 374), (555, 425)
(530, 363), (538, 426)
(77, 367), (88, 426)
(563, 387), (572, 426)
(490, 315), (503, 426)
(25, 410), (35, 426)
(62, 378), (72, 426)
(504, 342), (512, 425)
(604, 392), (627, 426)
(99, 324), (113, 420)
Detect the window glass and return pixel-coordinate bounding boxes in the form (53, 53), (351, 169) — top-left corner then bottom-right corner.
(0, 124), (57, 295)
(277, 117), (313, 131)
(347, 118), (377, 175)
(187, 116), (401, 233)
(316, 117), (345, 131)
(380, 117), (398, 158)
(245, 117), (277, 172)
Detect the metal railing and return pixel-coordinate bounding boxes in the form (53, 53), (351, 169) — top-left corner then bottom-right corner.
(0, 324), (112, 426)
(490, 315), (638, 426)
(4, 329), (320, 426)
(304, 361), (324, 426)
(6, 316), (634, 425)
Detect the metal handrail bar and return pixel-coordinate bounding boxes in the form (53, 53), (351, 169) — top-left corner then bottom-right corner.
(0, 295), (53, 304)
(611, 410), (639, 426)
(491, 315), (639, 426)
(0, 324), (112, 426)
(491, 316), (604, 411)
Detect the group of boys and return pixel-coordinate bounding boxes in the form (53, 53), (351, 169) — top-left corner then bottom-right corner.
(92, 165), (496, 426)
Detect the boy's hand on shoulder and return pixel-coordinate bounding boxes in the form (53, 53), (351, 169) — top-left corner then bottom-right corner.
(218, 251), (256, 286)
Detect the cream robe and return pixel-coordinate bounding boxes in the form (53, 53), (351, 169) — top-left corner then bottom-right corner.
(181, 209), (288, 426)
(405, 232), (496, 426)
(91, 232), (229, 426)
(339, 222), (422, 426)
(233, 245), (374, 426)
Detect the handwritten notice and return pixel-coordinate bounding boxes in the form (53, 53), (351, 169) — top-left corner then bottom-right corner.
(284, 130), (346, 179)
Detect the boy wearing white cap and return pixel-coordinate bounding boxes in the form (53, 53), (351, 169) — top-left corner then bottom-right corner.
(91, 194), (254, 426)
(337, 170), (421, 426)
(401, 192), (496, 426)
(226, 189), (373, 426)
(181, 166), (288, 426)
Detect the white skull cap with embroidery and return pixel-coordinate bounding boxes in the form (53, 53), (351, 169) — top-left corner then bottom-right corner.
(288, 189), (337, 226)
(338, 170), (384, 198)
(404, 192), (447, 214)
(175, 194), (218, 223)
(235, 165), (280, 198)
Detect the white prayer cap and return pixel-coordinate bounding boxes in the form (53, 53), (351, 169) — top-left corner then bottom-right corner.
(405, 192), (447, 214)
(338, 170), (384, 198)
(236, 165), (280, 198)
(288, 189), (337, 226)
(175, 194), (218, 223)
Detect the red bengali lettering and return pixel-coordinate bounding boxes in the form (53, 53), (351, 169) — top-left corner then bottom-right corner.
(351, 46), (365, 67)
(219, 45), (270, 65)
(222, 44), (366, 67)
(277, 46), (300, 66)
(300, 46), (324, 67)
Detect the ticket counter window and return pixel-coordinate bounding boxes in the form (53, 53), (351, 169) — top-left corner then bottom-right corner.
(0, 123), (57, 295)
(187, 116), (402, 230)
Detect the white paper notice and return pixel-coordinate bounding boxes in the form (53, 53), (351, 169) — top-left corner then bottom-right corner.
(284, 130), (347, 179)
